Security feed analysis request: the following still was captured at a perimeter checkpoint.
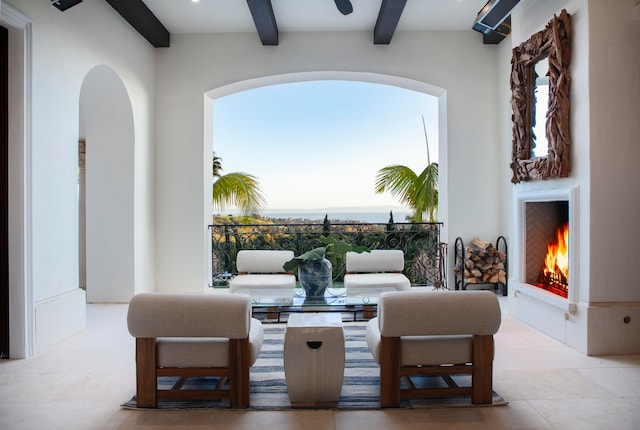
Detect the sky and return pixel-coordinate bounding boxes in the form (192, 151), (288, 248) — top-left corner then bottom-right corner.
(212, 80), (438, 212)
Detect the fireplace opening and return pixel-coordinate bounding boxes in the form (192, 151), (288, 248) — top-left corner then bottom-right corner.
(525, 201), (569, 298)
(535, 222), (569, 297)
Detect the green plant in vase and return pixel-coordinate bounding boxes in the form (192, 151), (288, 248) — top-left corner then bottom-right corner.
(283, 237), (369, 301)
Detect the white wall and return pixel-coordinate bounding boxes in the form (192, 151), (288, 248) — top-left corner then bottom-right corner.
(505, 0), (640, 354)
(5, 0), (156, 354)
(153, 30), (503, 292)
(584, 0), (640, 354)
(588, 0), (640, 303)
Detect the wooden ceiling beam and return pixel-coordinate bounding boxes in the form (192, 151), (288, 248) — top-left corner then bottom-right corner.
(374, 0), (407, 45)
(104, 0), (170, 48)
(246, 0), (279, 46)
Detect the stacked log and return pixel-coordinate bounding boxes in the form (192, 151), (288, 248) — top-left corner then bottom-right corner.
(455, 238), (507, 285)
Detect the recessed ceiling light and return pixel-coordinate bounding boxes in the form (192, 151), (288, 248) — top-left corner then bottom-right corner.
(192, 0), (200, 3)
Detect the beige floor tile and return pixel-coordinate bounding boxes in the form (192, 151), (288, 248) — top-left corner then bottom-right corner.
(0, 357), (32, 373)
(415, 403), (552, 430)
(494, 368), (613, 401)
(1, 302), (640, 430)
(335, 403), (554, 430)
(577, 366), (640, 398)
(528, 397), (640, 430)
(119, 410), (335, 430)
(334, 409), (431, 430)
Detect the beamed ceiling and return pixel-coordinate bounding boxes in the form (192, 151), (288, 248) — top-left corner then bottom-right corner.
(71, 0), (515, 47)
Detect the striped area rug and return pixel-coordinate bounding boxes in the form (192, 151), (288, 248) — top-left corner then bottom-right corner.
(122, 322), (506, 410)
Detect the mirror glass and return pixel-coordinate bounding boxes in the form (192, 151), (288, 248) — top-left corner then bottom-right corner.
(531, 57), (549, 158)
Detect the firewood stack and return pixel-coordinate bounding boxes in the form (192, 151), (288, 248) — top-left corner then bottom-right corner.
(455, 238), (507, 285)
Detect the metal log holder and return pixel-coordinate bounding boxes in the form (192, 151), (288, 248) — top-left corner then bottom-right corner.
(454, 236), (508, 296)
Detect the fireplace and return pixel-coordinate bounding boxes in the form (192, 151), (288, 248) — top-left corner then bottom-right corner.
(512, 186), (578, 305)
(525, 201), (569, 298)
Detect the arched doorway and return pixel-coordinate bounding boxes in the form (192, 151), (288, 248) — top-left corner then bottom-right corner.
(79, 65), (135, 303)
(203, 71), (448, 286)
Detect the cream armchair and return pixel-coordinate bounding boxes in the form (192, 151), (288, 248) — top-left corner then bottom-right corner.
(366, 290), (501, 407)
(344, 249), (411, 295)
(229, 250), (296, 294)
(127, 292), (264, 408)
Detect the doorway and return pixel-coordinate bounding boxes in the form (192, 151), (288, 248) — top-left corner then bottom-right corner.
(79, 65), (135, 303)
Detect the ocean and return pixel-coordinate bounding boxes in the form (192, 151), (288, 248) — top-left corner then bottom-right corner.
(261, 211), (412, 224)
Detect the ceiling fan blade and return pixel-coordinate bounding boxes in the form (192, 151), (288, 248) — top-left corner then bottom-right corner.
(334, 0), (353, 15)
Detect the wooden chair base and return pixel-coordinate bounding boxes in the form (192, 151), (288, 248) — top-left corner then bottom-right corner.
(135, 337), (251, 408)
(379, 334), (495, 407)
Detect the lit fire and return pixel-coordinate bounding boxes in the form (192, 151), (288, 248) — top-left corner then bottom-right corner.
(543, 222), (569, 281)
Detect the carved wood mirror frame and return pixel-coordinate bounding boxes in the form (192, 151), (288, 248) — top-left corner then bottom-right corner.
(510, 9), (572, 183)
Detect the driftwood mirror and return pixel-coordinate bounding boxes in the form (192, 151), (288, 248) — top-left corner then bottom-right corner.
(510, 9), (572, 183)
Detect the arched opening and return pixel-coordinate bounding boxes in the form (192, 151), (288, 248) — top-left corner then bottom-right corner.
(203, 71), (448, 285)
(79, 65), (135, 303)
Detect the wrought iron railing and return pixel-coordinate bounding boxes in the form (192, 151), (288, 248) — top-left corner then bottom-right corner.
(209, 222), (446, 288)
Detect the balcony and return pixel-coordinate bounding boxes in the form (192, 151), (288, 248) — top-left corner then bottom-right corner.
(209, 221), (445, 288)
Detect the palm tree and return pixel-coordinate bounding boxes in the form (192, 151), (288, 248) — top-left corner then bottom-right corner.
(212, 152), (266, 216)
(374, 115), (438, 222)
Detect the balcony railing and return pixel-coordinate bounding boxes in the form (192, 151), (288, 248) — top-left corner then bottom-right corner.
(209, 221), (446, 288)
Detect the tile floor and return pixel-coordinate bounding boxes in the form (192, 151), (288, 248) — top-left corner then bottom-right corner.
(1, 297), (639, 429)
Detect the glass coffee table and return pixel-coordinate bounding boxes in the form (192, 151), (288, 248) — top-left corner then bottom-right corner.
(234, 287), (385, 323)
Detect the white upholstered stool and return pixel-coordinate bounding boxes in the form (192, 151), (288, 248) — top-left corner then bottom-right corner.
(283, 313), (345, 405)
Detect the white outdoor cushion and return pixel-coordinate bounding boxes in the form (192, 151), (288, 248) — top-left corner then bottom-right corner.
(346, 249), (405, 273)
(230, 250), (296, 293)
(127, 292), (253, 339)
(344, 250), (410, 293)
(344, 273), (410, 292)
(366, 290), (501, 366)
(366, 318), (473, 366)
(157, 318), (264, 367)
(376, 290), (501, 337)
(229, 274), (296, 293)
(235, 250), (295, 273)
(128, 293), (264, 368)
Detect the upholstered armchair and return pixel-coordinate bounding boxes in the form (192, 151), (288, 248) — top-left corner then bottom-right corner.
(127, 292), (264, 408)
(344, 249), (411, 295)
(366, 290), (501, 407)
(229, 250), (296, 294)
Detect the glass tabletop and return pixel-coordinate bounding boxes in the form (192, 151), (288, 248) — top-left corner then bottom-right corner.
(234, 287), (381, 308)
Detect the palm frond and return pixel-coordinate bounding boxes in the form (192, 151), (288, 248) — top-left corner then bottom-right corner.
(414, 162), (439, 222)
(375, 165), (419, 207)
(213, 172), (266, 215)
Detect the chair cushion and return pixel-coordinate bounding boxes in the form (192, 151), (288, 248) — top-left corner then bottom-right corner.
(366, 318), (473, 366)
(229, 274), (296, 293)
(346, 249), (405, 273)
(401, 335), (473, 366)
(377, 290), (501, 337)
(157, 317), (264, 367)
(158, 338), (229, 367)
(236, 250), (294, 273)
(344, 273), (410, 292)
(366, 318), (381, 363)
(127, 293), (252, 339)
